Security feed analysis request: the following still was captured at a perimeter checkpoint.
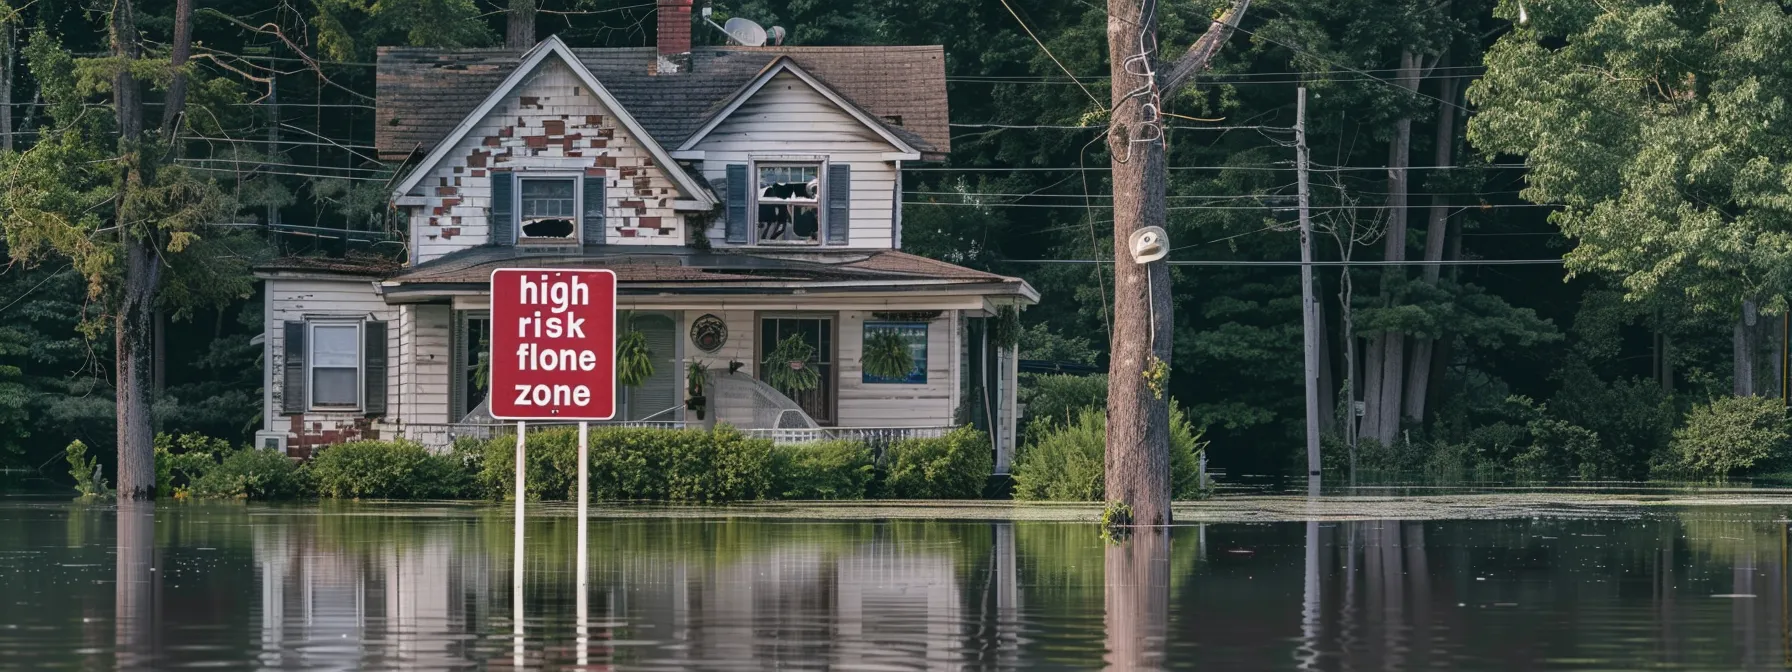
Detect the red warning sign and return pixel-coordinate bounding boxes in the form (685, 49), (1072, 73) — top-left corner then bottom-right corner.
(488, 268), (617, 420)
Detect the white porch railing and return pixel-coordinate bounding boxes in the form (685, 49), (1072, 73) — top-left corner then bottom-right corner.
(390, 421), (954, 455)
(739, 426), (954, 447)
(394, 420), (689, 450)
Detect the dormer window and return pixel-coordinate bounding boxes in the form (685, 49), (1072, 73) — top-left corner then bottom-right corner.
(756, 164), (821, 245)
(519, 178), (577, 240)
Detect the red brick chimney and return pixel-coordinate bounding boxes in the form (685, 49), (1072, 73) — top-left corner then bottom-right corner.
(655, 0), (693, 75)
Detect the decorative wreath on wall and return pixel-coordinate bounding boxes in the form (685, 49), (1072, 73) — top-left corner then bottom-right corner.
(691, 314), (728, 353)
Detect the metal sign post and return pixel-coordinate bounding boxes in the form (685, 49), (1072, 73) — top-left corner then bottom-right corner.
(513, 420), (525, 667)
(577, 420), (589, 667)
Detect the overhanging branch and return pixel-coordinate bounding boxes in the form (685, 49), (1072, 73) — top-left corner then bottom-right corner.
(1160, 0), (1252, 97)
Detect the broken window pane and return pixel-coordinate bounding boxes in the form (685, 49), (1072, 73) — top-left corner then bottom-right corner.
(757, 164), (821, 244)
(520, 178), (577, 238)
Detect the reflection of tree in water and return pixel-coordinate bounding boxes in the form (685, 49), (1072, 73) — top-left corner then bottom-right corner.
(115, 501), (158, 668)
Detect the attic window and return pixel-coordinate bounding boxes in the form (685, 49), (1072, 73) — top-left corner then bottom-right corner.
(519, 178), (576, 240)
(756, 164), (820, 245)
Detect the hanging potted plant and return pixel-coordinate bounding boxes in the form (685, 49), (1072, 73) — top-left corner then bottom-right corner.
(763, 334), (820, 394)
(615, 329), (655, 387)
(861, 329), (915, 380)
(990, 304), (1022, 349)
(685, 359), (710, 420)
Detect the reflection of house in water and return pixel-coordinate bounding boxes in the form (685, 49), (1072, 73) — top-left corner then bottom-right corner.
(252, 522), (491, 670)
(603, 539), (976, 670)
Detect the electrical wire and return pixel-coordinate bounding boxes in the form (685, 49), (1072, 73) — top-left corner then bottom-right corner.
(1010, 258), (1568, 267)
(995, 0), (1106, 109)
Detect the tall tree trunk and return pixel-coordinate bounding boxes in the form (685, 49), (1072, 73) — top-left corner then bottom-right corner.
(113, 0), (155, 500)
(1, 20), (14, 152)
(1367, 50), (1418, 447)
(1318, 281), (1336, 434)
(1402, 69), (1458, 423)
(1106, 0), (1173, 527)
(1103, 0), (1246, 524)
(1735, 299), (1759, 397)
(507, 0), (538, 50)
(161, 0), (193, 136)
(1359, 324), (1384, 442)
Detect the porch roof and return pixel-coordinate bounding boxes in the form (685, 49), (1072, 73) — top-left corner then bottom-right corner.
(258, 246), (1039, 301)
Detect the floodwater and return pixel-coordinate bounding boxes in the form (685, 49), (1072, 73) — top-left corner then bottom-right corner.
(4, 497), (1792, 670)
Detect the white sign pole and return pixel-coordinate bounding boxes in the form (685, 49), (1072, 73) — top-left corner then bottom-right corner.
(513, 420), (526, 667)
(577, 420), (589, 667)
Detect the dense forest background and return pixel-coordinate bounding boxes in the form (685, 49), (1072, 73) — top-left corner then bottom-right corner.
(0, 0), (1772, 482)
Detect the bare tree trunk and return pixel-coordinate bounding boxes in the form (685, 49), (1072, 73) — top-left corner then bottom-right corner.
(1402, 69), (1458, 423)
(507, 0), (538, 50)
(1318, 283), (1336, 434)
(1104, 0), (1246, 524)
(161, 0), (193, 136)
(1106, 0), (1173, 527)
(1368, 50), (1418, 447)
(1, 21), (14, 152)
(1735, 299), (1758, 397)
(1103, 528), (1170, 670)
(1338, 266), (1358, 467)
(113, 0), (156, 500)
(1360, 325), (1384, 442)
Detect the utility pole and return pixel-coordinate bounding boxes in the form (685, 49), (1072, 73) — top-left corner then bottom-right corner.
(1105, 0), (1251, 527)
(1297, 87), (1321, 482)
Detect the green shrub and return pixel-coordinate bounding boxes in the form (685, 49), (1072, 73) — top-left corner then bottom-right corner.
(1019, 374), (1108, 440)
(884, 427), (992, 499)
(1549, 363), (1676, 478)
(191, 448), (309, 499)
(155, 432), (234, 497)
(478, 426), (773, 502)
(306, 440), (469, 499)
(1011, 407), (1205, 501)
(769, 440), (874, 499)
(1671, 395), (1791, 478)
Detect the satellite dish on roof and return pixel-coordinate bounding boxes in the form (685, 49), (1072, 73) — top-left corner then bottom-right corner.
(723, 17), (768, 46)
(767, 26), (787, 46)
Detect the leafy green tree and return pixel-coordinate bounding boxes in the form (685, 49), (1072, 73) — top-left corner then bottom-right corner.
(1470, 0), (1792, 396)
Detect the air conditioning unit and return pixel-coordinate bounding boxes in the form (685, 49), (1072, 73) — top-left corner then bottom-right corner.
(254, 430), (289, 455)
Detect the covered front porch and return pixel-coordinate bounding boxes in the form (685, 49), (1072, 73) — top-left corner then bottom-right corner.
(369, 245), (1037, 471)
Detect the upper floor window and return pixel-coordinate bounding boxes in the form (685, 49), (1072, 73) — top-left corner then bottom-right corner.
(756, 164), (820, 245)
(520, 178), (577, 240)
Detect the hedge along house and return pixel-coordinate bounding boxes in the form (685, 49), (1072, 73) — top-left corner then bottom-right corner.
(254, 21), (1038, 470)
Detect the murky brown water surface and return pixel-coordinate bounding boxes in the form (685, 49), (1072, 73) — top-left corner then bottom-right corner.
(5, 494), (1792, 670)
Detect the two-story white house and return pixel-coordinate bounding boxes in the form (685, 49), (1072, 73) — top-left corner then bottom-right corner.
(254, 19), (1037, 471)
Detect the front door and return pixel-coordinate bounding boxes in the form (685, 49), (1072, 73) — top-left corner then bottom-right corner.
(759, 315), (835, 425)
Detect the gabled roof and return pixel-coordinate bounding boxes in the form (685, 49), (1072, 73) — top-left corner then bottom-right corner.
(387, 36), (715, 207)
(377, 45), (950, 162)
(676, 57), (920, 158)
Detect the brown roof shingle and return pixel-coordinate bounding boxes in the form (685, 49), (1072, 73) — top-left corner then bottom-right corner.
(376, 45), (949, 162)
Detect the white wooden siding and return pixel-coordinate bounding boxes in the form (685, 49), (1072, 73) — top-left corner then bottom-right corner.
(399, 305), (452, 425)
(401, 57), (690, 263)
(692, 71), (901, 249)
(264, 278), (399, 447)
(834, 311), (953, 427)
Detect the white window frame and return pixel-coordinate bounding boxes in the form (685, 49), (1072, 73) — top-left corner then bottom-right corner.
(307, 319), (364, 412)
(750, 157), (829, 246)
(516, 173), (584, 244)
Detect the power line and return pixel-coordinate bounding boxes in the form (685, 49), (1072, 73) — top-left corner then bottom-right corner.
(902, 200), (1554, 211)
(903, 164), (1525, 172)
(1009, 258), (1568, 267)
